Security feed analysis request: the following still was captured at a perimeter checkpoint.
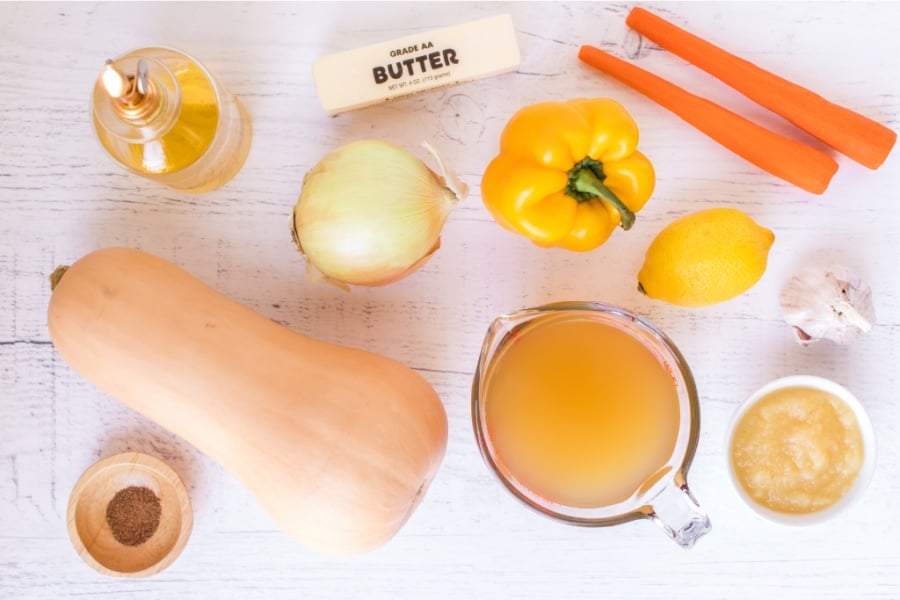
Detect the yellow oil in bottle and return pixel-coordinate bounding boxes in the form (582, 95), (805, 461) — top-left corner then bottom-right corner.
(92, 47), (251, 193)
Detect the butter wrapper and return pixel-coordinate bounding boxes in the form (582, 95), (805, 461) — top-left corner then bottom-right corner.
(313, 14), (521, 115)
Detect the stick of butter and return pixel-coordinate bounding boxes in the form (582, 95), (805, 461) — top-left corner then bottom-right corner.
(313, 14), (522, 115)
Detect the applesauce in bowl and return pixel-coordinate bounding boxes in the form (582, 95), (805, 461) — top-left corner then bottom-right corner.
(726, 376), (876, 525)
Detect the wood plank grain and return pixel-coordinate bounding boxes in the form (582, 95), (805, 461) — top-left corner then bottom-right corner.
(1, 1), (899, 598)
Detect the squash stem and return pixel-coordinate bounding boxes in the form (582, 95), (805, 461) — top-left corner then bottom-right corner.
(566, 158), (635, 230)
(49, 265), (69, 291)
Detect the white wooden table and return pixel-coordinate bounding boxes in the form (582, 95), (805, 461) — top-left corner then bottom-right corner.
(2, 2), (899, 598)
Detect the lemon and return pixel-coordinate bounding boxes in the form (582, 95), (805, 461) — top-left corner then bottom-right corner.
(638, 208), (775, 307)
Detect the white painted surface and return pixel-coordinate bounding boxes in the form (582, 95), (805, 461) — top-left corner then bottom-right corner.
(2, 2), (899, 598)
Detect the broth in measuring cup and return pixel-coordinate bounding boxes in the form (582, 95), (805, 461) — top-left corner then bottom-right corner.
(483, 313), (680, 508)
(472, 302), (710, 548)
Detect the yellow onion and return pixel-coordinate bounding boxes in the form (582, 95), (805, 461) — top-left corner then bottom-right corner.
(291, 140), (467, 290)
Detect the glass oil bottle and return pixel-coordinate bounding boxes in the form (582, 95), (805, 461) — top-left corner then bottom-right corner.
(91, 47), (252, 193)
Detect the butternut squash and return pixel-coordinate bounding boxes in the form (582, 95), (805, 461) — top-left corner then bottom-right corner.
(48, 247), (448, 556)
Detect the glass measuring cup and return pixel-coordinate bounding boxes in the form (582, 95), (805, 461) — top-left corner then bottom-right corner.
(471, 302), (710, 548)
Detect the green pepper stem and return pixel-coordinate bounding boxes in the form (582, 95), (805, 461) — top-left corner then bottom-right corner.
(569, 167), (635, 231)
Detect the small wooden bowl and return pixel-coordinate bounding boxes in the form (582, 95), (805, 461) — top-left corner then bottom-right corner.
(67, 452), (193, 577)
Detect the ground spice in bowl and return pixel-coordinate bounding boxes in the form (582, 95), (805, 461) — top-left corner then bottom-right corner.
(105, 486), (162, 546)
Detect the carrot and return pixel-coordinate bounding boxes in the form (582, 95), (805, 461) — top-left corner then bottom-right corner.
(626, 7), (896, 170)
(577, 45), (838, 194)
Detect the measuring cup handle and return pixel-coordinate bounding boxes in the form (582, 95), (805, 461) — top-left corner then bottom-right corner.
(647, 479), (711, 549)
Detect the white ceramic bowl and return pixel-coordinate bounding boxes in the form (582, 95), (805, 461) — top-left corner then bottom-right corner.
(725, 375), (876, 526)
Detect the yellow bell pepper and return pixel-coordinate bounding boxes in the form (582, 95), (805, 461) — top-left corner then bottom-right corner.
(481, 98), (655, 251)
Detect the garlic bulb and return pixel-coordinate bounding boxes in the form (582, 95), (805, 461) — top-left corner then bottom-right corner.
(291, 140), (467, 290)
(779, 264), (875, 346)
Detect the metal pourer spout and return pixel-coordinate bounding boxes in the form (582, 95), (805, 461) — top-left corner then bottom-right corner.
(100, 58), (157, 120)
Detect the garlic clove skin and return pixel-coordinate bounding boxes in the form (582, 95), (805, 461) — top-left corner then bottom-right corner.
(779, 264), (875, 346)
